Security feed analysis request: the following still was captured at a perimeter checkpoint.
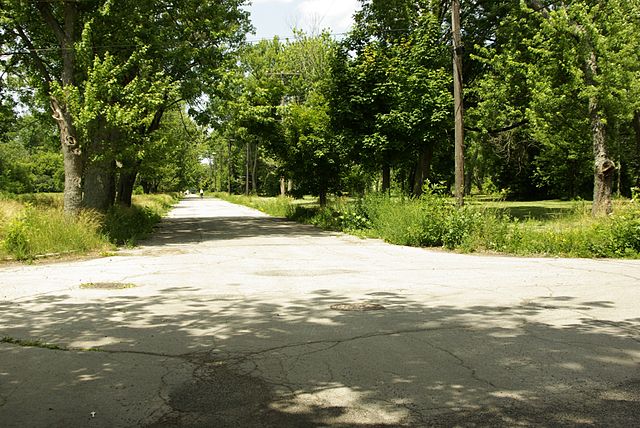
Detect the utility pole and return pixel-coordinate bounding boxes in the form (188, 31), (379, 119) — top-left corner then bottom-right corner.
(227, 140), (232, 193)
(452, 0), (465, 207)
(245, 142), (249, 195)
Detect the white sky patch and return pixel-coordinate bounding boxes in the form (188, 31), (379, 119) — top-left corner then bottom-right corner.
(246, 0), (359, 41)
(252, 0), (296, 3)
(296, 0), (359, 34)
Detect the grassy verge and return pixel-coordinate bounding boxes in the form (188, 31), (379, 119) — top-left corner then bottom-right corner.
(216, 192), (640, 259)
(0, 193), (178, 261)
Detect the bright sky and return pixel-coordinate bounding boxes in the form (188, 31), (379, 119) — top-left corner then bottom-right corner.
(245, 0), (360, 42)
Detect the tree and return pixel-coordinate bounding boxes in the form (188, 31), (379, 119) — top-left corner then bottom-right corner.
(137, 107), (204, 193)
(470, 0), (640, 212)
(329, 0), (451, 196)
(1, 0), (249, 212)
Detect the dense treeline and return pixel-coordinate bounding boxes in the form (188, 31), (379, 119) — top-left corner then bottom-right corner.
(202, 0), (640, 214)
(2, 0), (640, 216)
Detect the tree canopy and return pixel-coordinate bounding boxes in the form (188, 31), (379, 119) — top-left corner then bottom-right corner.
(2, 0), (640, 214)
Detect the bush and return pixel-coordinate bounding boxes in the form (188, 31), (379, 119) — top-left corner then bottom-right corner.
(102, 194), (178, 246)
(4, 217), (30, 260)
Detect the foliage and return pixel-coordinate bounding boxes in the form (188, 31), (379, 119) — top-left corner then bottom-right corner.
(0, 113), (64, 194)
(330, 1), (452, 195)
(137, 109), (205, 193)
(101, 194), (179, 246)
(220, 192), (640, 259)
(469, 0), (640, 200)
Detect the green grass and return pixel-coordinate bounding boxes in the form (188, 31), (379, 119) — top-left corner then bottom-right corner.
(0, 193), (178, 261)
(216, 192), (640, 259)
(472, 199), (586, 220)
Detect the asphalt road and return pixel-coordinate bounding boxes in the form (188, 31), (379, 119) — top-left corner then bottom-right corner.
(1, 196), (639, 427)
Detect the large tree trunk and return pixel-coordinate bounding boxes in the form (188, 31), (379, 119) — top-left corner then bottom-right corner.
(83, 124), (115, 211)
(587, 52), (614, 216)
(51, 99), (83, 215)
(117, 166), (138, 207)
(590, 99), (614, 216)
(411, 145), (434, 197)
(38, 2), (83, 215)
(84, 161), (115, 211)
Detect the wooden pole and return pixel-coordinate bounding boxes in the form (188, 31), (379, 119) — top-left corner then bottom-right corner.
(452, 0), (465, 207)
(245, 142), (249, 195)
(227, 140), (232, 193)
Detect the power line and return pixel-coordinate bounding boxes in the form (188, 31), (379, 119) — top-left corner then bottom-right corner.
(0, 31), (354, 57)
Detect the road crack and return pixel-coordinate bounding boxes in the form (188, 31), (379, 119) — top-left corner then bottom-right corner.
(421, 340), (497, 389)
(223, 325), (467, 364)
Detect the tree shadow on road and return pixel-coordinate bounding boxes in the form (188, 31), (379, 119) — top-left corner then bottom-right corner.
(1, 285), (639, 427)
(139, 216), (340, 248)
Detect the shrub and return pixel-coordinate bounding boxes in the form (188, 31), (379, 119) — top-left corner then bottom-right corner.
(102, 194), (178, 246)
(4, 217), (30, 260)
(215, 192), (640, 259)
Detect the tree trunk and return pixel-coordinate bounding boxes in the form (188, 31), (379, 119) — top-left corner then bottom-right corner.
(381, 164), (390, 194)
(50, 99), (83, 215)
(227, 140), (232, 193)
(245, 142), (250, 195)
(251, 142), (259, 193)
(318, 187), (327, 207)
(411, 145), (434, 197)
(117, 167), (138, 207)
(83, 161), (115, 211)
(587, 52), (614, 216)
(39, 2), (82, 215)
(633, 111), (640, 187)
(280, 177), (286, 196)
(464, 149), (477, 196)
(590, 100), (614, 216)
(83, 124), (115, 211)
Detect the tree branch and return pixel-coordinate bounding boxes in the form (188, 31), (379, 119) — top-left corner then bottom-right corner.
(12, 26), (57, 92)
(36, 2), (66, 47)
(465, 119), (529, 136)
(527, 0), (551, 19)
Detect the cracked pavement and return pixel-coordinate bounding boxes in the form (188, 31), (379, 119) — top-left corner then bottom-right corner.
(1, 196), (640, 427)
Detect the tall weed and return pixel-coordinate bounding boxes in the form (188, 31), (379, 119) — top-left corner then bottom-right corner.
(0, 193), (178, 260)
(2, 206), (109, 260)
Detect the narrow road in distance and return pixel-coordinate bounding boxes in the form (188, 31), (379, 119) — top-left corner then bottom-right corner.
(1, 196), (639, 427)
